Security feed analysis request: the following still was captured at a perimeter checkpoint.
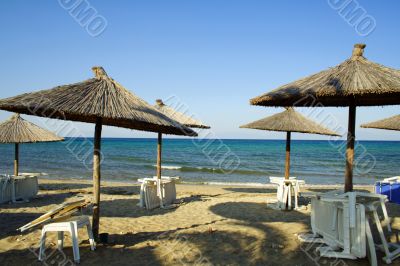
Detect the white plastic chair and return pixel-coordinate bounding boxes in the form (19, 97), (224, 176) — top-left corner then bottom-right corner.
(38, 216), (95, 263)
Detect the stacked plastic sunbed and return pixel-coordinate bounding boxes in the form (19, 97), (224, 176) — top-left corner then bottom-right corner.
(0, 174), (39, 203)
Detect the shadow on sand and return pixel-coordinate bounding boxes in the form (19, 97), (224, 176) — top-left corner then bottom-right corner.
(204, 201), (371, 265)
(0, 244), (163, 266)
(100, 185), (140, 196)
(100, 198), (179, 218)
(0, 192), (81, 209)
(39, 182), (92, 191)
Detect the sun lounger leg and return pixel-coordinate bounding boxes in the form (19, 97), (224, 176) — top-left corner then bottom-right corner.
(365, 220), (378, 266)
(38, 230), (46, 261)
(57, 231), (64, 250)
(342, 204), (351, 254)
(294, 185), (298, 209)
(282, 185), (289, 209)
(139, 183), (145, 208)
(372, 210), (391, 260)
(86, 221), (96, 250)
(380, 199), (392, 233)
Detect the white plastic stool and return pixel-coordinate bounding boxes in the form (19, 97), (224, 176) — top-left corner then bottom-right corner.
(39, 215), (96, 263)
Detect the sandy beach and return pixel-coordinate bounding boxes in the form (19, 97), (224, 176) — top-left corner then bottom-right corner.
(0, 178), (398, 266)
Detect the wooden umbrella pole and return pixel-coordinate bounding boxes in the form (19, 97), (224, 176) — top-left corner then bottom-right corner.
(14, 143), (19, 176)
(285, 132), (291, 180)
(92, 118), (103, 239)
(345, 104), (356, 192)
(157, 132), (162, 179)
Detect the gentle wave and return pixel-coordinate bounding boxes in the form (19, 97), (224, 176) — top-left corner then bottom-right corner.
(153, 165), (183, 170)
(152, 165), (266, 176)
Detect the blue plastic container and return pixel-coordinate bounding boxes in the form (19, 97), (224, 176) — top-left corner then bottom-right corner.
(375, 182), (400, 204)
(391, 183), (400, 204)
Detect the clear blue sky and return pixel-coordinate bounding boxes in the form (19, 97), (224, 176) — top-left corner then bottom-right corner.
(0, 0), (399, 140)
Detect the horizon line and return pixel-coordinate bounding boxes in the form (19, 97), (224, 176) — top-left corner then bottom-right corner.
(59, 137), (400, 142)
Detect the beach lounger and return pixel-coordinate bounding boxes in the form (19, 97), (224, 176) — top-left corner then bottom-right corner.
(0, 174), (38, 203)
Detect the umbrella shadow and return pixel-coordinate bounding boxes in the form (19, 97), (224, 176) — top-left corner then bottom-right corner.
(0, 244), (162, 266)
(106, 218), (227, 247)
(100, 198), (178, 218)
(0, 192), (80, 209)
(101, 185), (140, 196)
(209, 201), (309, 223)
(39, 182), (92, 191)
(0, 212), (42, 238)
(206, 201), (371, 265)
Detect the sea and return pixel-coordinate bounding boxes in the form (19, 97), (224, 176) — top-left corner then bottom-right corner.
(1, 138), (399, 186)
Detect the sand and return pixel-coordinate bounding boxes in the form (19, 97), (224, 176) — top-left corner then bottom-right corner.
(0, 178), (399, 266)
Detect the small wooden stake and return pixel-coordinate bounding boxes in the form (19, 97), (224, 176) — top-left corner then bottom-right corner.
(92, 118), (103, 239)
(285, 132), (291, 180)
(14, 143), (19, 176)
(345, 104), (356, 192)
(157, 133), (162, 179)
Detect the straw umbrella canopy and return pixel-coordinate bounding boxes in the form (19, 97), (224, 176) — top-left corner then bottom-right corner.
(153, 99), (210, 179)
(154, 99), (210, 129)
(240, 108), (339, 179)
(0, 113), (64, 176)
(250, 44), (400, 192)
(0, 67), (197, 238)
(361, 115), (400, 131)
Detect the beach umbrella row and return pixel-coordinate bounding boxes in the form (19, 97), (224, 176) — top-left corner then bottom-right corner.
(0, 67), (197, 239)
(241, 108), (339, 179)
(0, 114), (64, 176)
(249, 44), (400, 192)
(361, 114), (400, 131)
(153, 99), (210, 179)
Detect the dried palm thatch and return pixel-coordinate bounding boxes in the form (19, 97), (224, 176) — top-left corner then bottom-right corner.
(250, 44), (400, 107)
(361, 115), (400, 131)
(154, 99), (210, 129)
(241, 108), (339, 180)
(240, 108), (339, 136)
(0, 66), (196, 238)
(0, 113), (63, 176)
(0, 67), (196, 137)
(249, 44), (400, 192)
(0, 113), (64, 143)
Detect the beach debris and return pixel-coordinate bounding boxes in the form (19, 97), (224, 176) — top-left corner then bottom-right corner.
(270, 243), (284, 249)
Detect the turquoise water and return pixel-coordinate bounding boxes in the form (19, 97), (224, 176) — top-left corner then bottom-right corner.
(1, 138), (399, 185)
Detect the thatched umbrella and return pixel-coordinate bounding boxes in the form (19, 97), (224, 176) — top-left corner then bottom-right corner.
(0, 67), (197, 238)
(0, 113), (64, 176)
(361, 115), (400, 131)
(153, 99), (210, 179)
(240, 108), (339, 179)
(250, 44), (400, 192)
